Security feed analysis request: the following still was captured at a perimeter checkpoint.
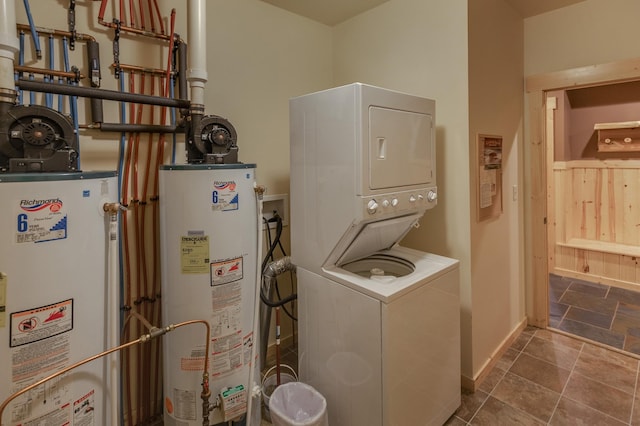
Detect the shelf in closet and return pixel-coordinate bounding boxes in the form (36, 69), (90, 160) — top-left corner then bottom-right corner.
(595, 121), (640, 152)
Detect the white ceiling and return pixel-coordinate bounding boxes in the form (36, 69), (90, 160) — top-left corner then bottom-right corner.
(260, 0), (587, 26)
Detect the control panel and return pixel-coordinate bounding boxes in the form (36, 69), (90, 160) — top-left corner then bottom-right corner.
(362, 187), (437, 217)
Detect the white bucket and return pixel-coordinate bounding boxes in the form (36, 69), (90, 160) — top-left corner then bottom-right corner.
(262, 364), (298, 422)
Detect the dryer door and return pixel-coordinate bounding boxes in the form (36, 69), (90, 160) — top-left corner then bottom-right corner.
(368, 106), (433, 190)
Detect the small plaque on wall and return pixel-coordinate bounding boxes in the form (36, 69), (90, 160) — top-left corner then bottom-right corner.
(477, 134), (503, 222)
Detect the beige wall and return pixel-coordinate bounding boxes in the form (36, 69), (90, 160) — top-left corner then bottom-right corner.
(332, 0), (527, 381)
(333, 0), (479, 377)
(524, 0), (640, 76)
(468, 0), (525, 378)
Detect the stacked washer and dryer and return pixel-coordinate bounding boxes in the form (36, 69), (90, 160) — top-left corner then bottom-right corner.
(290, 83), (461, 426)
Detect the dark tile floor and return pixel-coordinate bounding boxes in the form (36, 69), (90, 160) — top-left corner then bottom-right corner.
(447, 327), (640, 425)
(549, 274), (640, 355)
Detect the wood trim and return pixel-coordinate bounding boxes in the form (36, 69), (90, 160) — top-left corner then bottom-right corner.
(528, 89), (548, 328)
(546, 97), (557, 278)
(554, 159), (640, 169)
(460, 318), (528, 392)
(526, 57), (640, 93)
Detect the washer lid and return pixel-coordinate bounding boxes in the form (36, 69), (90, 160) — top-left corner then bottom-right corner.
(329, 213), (422, 267)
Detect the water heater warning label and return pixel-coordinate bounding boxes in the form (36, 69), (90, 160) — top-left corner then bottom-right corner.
(211, 257), (243, 286)
(15, 197), (67, 243)
(10, 299), (73, 348)
(73, 389), (95, 426)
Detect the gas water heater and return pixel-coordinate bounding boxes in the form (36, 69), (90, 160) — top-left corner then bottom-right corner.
(0, 172), (118, 426)
(160, 164), (261, 425)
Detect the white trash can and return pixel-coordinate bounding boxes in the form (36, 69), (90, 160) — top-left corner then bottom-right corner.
(268, 382), (328, 426)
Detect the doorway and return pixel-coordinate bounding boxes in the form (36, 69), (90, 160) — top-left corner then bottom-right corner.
(526, 58), (640, 354)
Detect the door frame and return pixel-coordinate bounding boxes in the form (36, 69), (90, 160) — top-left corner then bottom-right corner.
(525, 57), (640, 326)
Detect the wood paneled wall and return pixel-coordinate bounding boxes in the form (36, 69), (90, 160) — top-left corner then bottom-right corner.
(553, 160), (640, 289)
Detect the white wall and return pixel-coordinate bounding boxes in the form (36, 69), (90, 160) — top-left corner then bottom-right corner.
(332, 0), (474, 374)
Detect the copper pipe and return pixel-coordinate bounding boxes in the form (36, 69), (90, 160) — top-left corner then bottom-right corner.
(0, 338), (142, 425)
(98, 18), (171, 41)
(0, 319), (210, 425)
(98, 0), (109, 23)
(153, 0), (165, 35)
(15, 23), (95, 42)
(114, 62), (172, 77)
(14, 65), (84, 80)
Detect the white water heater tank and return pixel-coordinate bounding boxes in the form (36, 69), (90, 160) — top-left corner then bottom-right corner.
(0, 171), (118, 426)
(159, 164), (260, 426)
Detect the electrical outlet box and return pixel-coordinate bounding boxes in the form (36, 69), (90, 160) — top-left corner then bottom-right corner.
(262, 194), (289, 230)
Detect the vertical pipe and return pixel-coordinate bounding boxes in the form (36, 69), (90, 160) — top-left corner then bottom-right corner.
(88, 38), (103, 122)
(22, 0), (41, 59)
(177, 41), (187, 101)
(170, 77), (177, 163)
(246, 188), (265, 426)
(17, 31), (24, 104)
(1, 0), (20, 102)
(106, 206), (121, 426)
(28, 72), (35, 105)
(116, 69), (126, 426)
(63, 36), (80, 169)
(87, 40), (101, 88)
(187, 0), (207, 106)
(45, 35), (53, 108)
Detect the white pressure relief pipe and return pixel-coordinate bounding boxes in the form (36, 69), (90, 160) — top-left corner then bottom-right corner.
(0, 0), (19, 98)
(246, 185), (266, 425)
(187, 0), (207, 107)
(103, 203), (123, 426)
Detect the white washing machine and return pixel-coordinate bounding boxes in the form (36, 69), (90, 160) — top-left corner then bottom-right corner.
(290, 83), (460, 426)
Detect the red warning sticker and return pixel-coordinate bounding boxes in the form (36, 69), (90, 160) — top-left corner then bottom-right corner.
(10, 299), (73, 347)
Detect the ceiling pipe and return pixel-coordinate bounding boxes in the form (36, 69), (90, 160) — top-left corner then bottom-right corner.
(187, 0), (207, 108)
(0, 0), (19, 104)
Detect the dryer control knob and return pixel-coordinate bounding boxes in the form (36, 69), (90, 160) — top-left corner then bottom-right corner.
(391, 198), (399, 207)
(382, 199), (390, 207)
(418, 194), (424, 200)
(409, 195), (417, 203)
(367, 199), (379, 214)
(427, 190), (437, 202)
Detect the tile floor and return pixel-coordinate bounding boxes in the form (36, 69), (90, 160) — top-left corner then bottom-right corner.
(549, 273), (640, 355)
(263, 327), (640, 425)
(447, 327), (640, 425)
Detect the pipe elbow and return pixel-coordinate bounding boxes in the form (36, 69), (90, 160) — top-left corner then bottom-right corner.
(264, 256), (296, 279)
